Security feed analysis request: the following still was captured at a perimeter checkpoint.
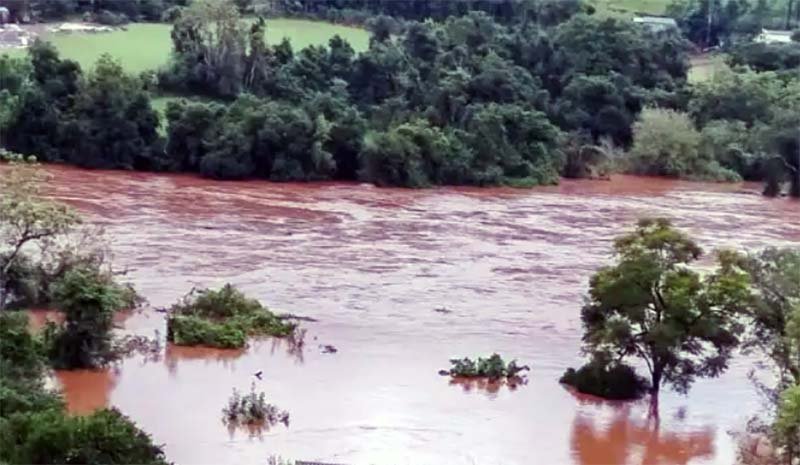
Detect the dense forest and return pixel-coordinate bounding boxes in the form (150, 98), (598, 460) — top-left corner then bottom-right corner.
(1, 0), (798, 194)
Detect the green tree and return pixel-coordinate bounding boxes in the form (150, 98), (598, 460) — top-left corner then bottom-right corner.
(463, 103), (561, 186)
(554, 74), (635, 146)
(0, 408), (168, 465)
(774, 384), (800, 461)
(735, 248), (800, 388)
(628, 108), (739, 181)
(580, 218), (748, 405)
(359, 119), (470, 187)
(165, 0), (246, 97)
(45, 266), (129, 369)
(165, 99), (226, 171)
(63, 54), (162, 170)
(0, 158), (81, 310)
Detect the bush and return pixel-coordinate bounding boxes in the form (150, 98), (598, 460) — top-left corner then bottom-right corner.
(0, 408), (167, 465)
(0, 312), (46, 380)
(560, 359), (649, 400)
(773, 385), (800, 461)
(0, 379), (63, 418)
(171, 284), (262, 319)
(445, 354), (529, 379)
(222, 384), (289, 427)
(166, 285), (296, 349)
(0, 312), (62, 419)
(45, 266), (134, 369)
(628, 108), (741, 182)
(167, 315), (246, 349)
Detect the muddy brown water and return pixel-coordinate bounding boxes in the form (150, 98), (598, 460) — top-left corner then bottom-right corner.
(24, 166), (800, 464)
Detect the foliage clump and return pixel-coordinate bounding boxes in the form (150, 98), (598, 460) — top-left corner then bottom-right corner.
(222, 384), (289, 428)
(43, 266), (137, 369)
(445, 353), (529, 380)
(167, 284), (295, 349)
(627, 108), (741, 182)
(560, 356), (650, 401)
(773, 385), (800, 461)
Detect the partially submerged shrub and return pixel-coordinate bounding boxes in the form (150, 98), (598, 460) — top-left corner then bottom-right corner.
(444, 354), (529, 380)
(44, 266), (135, 369)
(222, 384), (289, 428)
(166, 284), (295, 349)
(560, 358), (649, 400)
(168, 315), (246, 349)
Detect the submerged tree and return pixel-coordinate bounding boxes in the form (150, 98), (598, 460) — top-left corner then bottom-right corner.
(45, 266), (134, 369)
(579, 218), (749, 407)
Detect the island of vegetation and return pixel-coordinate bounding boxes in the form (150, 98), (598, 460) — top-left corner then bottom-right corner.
(166, 284), (296, 349)
(443, 354), (530, 380)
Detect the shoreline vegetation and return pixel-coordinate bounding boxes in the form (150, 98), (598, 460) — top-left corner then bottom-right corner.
(1, 0), (797, 196)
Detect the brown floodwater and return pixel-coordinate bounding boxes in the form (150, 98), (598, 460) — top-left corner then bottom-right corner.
(27, 166), (800, 464)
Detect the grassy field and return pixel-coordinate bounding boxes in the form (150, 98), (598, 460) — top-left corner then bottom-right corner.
(590, 0), (671, 16)
(688, 54), (729, 83)
(3, 19), (370, 73)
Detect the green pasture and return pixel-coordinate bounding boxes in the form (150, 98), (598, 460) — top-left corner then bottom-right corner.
(3, 19), (370, 73)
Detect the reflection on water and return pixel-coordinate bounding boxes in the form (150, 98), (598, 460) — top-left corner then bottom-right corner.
(568, 390), (715, 465)
(164, 344), (247, 375)
(26, 166), (800, 464)
(55, 368), (118, 415)
(448, 375), (528, 396)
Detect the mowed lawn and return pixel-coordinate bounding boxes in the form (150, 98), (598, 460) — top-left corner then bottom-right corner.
(3, 19), (370, 73)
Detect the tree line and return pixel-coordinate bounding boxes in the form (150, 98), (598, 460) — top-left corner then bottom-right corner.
(0, 0), (188, 24)
(0, 0), (798, 194)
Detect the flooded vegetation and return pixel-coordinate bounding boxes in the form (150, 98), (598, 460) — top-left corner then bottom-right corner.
(21, 165), (798, 464)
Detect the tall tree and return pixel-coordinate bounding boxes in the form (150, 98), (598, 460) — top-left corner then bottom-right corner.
(580, 218), (748, 408)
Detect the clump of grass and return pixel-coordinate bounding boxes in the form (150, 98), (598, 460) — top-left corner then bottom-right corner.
(166, 284), (296, 349)
(444, 353), (529, 380)
(222, 384), (289, 428)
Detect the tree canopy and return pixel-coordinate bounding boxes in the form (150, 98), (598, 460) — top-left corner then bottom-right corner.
(580, 218), (749, 398)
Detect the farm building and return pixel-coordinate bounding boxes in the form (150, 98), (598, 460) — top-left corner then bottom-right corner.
(754, 29), (794, 44)
(633, 16), (678, 32)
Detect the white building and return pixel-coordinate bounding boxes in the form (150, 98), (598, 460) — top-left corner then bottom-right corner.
(754, 29), (793, 44)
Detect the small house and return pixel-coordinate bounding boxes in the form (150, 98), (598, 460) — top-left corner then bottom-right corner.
(633, 16), (678, 33)
(754, 29), (793, 44)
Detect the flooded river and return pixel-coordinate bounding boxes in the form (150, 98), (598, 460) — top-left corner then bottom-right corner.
(35, 166), (800, 465)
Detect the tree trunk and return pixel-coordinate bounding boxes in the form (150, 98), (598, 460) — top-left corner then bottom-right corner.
(649, 365), (663, 418)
